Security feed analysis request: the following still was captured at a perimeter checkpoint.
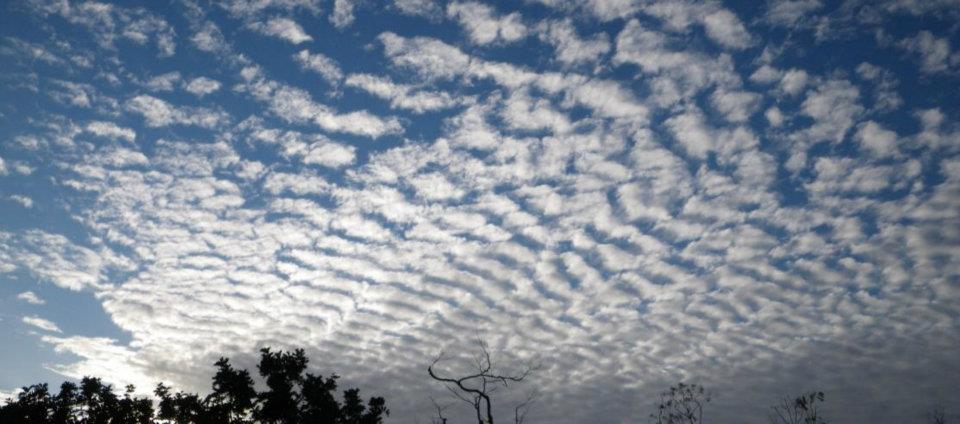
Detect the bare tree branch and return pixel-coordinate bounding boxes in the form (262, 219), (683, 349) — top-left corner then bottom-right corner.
(769, 391), (826, 424)
(427, 336), (540, 424)
(430, 396), (453, 424)
(513, 389), (539, 424)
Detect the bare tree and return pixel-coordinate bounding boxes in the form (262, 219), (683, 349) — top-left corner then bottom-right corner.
(427, 337), (540, 424)
(512, 389), (538, 424)
(928, 403), (947, 424)
(652, 383), (711, 424)
(430, 396), (453, 424)
(768, 391), (826, 424)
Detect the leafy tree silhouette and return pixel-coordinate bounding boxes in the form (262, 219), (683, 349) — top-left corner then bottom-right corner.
(254, 348), (307, 424)
(209, 357), (257, 423)
(154, 356), (256, 424)
(0, 347), (387, 424)
(0, 378), (154, 424)
(300, 372), (341, 423)
(250, 348), (387, 424)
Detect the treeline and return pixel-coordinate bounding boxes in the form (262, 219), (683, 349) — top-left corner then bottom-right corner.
(0, 348), (387, 424)
(2, 344), (953, 424)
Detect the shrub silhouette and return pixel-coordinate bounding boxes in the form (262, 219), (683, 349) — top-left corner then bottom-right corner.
(0, 348), (387, 424)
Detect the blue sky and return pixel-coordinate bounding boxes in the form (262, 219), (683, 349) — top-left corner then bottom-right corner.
(1, 0), (959, 422)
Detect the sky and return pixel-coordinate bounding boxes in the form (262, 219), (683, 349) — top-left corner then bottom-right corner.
(0, 0), (959, 422)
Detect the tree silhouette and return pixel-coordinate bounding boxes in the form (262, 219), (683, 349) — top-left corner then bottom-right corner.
(254, 348), (307, 424)
(0, 347), (387, 424)
(208, 357), (257, 423)
(300, 373), (341, 423)
(0, 383), (53, 423)
(0, 378), (154, 424)
(427, 337), (540, 424)
(651, 383), (710, 424)
(928, 404), (948, 424)
(155, 383), (204, 423)
(154, 356), (256, 424)
(768, 391), (826, 424)
(428, 397), (453, 424)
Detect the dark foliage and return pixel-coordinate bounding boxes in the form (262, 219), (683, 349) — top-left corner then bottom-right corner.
(0, 378), (153, 424)
(0, 348), (387, 424)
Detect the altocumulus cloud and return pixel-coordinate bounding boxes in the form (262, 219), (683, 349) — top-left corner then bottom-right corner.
(23, 315), (62, 333)
(0, 1), (959, 423)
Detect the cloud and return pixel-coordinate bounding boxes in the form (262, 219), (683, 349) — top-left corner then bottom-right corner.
(125, 95), (229, 128)
(764, 0), (823, 27)
(855, 62), (903, 112)
(806, 156), (918, 195)
(184, 77), (222, 97)
(378, 32), (472, 80)
(579, 0), (641, 21)
(121, 13), (177, 57)
(238, 66), (402, 137)
(700, 9), (754, 49)
(710, 88), (761, 123)
(899, 30), (959, 73)
(1, 37), (66, 66)
(345, 73), (458, 113)
(797, 79), (864, 145)
(220, 0), (322, 18)
(0, 230), (132, 291)
(446, 2), (526, 45)
(145, 72), (182, 91)
(29, 0), (177, 56)
(613, 19), (741, 106)
(392, 0), (441, 18)
(0, 388), (22, 403)
(330, 0), (356, 29)
(537, 19), (610, 65)
(765, 106), (784, 127)
(294, 50), (343, 83)
(665, 108), (716, 159)
(378, 32), (647, 121)
(85, 121), (136, 142)
(9, 161), (34, 176)
(500, 88), (572, 133)
(191, 21), (228, 53)
(642, 2), (754, 49)
(40, 335), (157, 392)
(249, 17), (313, 44)
(247, 125), (357, 168)
(48, 80), (95, 108)
(17, 291), (46, 305)
(855, 121), (900, 157)
(779, 68), (809, 95)
(23, 315), (62, 333)
(8, 195), (34, 208)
